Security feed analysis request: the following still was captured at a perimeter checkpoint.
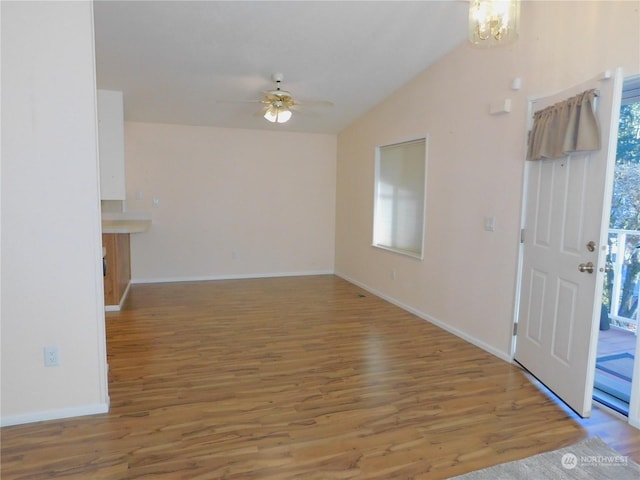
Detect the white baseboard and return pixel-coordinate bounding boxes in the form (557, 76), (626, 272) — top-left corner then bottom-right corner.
(335, 272), (512, 363)
(105, 280), (131, 311)
(131, 270), (335, 284)
(1, 402), (109, 427)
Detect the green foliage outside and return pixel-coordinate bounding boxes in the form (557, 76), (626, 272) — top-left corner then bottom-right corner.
(615, 103), (640, 164)
(602, 102), (640, 329)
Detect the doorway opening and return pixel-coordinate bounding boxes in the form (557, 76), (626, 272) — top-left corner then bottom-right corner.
(594, 76), (640, 415)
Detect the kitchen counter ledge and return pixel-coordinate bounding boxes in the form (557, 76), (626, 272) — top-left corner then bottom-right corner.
(102, 219), (151, 234)
(101, 212), (151, 234)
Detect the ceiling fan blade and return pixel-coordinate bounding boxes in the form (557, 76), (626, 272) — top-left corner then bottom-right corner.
(217, 99), (267, 105)
(253, 106), (270, 117)
(289, 106), (319, 117)
(294, 99), (334, 107)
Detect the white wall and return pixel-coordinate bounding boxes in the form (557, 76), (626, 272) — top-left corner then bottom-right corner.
(124, 122), (337, 282)
(1, 1), (108, 425)
(335, 1), (640, 360)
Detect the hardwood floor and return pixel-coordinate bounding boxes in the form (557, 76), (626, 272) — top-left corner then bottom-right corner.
(2, 275), (639, 479)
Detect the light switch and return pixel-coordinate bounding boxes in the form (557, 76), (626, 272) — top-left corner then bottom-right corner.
(489, 99), (511, 115)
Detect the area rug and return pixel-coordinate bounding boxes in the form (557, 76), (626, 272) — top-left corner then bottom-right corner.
(597, 352), (635, 382)
(448, 437), (640, 479)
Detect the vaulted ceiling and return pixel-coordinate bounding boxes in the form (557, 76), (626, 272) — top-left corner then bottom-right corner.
(94, 1), (468, 134)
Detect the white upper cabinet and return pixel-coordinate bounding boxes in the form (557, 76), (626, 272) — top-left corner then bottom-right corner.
(98, 89), (126, 200)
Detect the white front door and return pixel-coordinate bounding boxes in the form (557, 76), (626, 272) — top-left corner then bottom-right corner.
(516, 70), (623, 417)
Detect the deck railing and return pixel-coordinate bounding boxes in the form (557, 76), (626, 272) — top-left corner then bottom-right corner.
(604, 228), (640, 333)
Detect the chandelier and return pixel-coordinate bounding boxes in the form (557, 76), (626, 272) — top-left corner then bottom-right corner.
(468, 0), (520, 47)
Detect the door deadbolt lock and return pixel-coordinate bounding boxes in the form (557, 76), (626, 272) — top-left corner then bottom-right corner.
(586, 241), (596, 252)
(578, 262), (595, 274)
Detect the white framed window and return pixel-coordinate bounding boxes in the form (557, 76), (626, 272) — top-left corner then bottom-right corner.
(373, 137), (427, 259)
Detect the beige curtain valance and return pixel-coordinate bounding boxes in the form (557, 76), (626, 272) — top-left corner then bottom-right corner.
(527, 89), (601, 161)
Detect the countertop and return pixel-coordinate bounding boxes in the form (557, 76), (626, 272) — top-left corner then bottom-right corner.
(101, 212), (151, 234)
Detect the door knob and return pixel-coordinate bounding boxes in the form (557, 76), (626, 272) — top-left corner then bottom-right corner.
(578, 262), (595, 274)
(586, 241), (596, 252)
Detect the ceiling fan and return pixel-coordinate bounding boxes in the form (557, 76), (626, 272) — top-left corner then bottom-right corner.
(227, 73), (333, 124)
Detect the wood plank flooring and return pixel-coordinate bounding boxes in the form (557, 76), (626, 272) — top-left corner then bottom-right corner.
(2, 275), (640, 479)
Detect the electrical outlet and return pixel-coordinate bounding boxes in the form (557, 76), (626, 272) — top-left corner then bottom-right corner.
(484, 216), (496, 232)
(44, 346), (60, 367)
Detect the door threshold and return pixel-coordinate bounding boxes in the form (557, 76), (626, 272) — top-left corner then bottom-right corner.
(593, 388), (629, 417)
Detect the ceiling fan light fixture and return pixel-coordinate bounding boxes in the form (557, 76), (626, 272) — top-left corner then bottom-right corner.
(264, 105), (292, 124)
(469, 0), (520, 47)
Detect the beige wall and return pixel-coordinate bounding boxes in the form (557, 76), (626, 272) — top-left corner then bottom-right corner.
(124, 123), (337, 281)
(1, 1), (108, 424)
(335, 1), (640, 360)
(2, 0), (636, 427)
